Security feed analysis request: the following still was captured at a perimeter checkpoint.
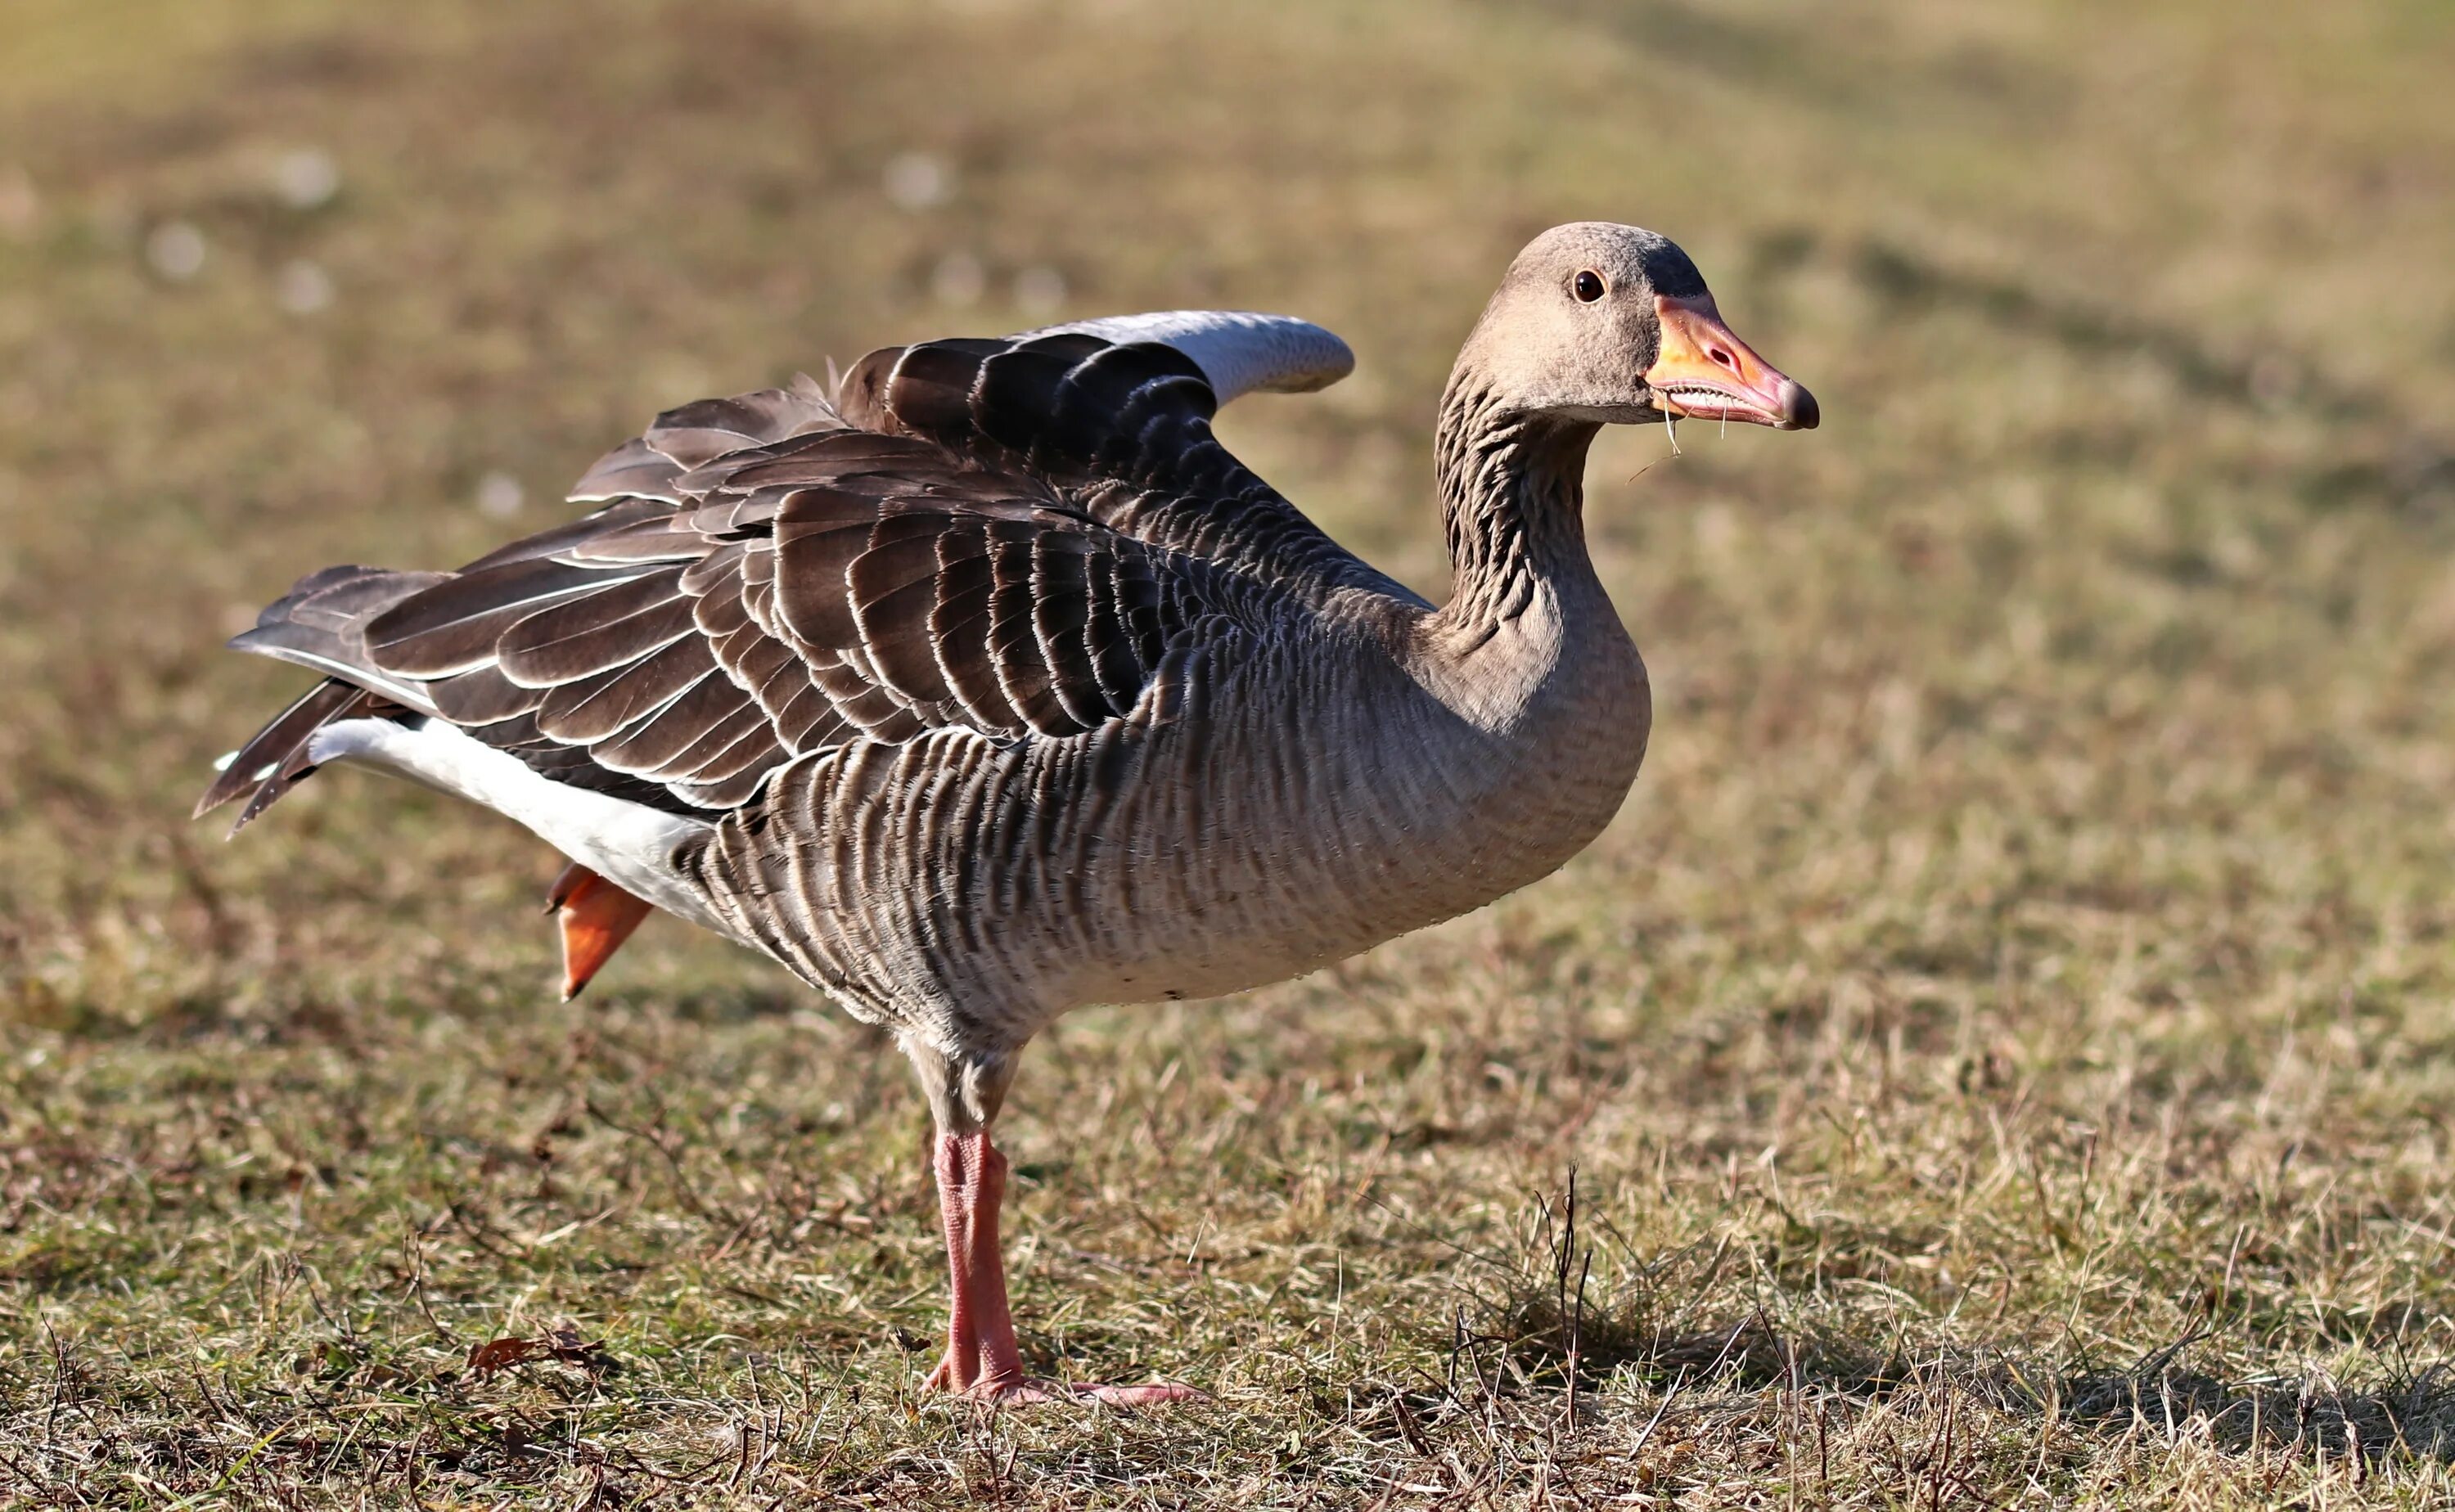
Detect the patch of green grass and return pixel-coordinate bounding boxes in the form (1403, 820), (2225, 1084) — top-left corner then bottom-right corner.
(5, 0), (2455, 1503)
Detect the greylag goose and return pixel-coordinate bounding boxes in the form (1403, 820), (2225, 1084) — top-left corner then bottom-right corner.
(197, 223), (1815, 1404)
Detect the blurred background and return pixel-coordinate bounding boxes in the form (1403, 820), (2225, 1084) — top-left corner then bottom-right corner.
(4, 0), (2455, 1501)
(7, 0), (2451, 1028)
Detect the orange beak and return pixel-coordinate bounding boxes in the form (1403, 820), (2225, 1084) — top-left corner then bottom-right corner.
(547, 862), (654, 1001)
(1644, 295), (1818, 430)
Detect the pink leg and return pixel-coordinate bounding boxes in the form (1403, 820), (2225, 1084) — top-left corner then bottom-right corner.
(921, 1128), (1202, 1406)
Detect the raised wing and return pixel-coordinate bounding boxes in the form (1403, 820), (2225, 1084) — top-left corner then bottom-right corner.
(376, 428), (1234, 808)
(833, 322), (1424, 610)
(209, 423), (1272, 825)
(205, 314), (1397, 830)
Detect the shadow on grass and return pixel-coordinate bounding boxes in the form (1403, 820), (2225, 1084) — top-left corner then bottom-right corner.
(1448, 1292), (2455, 1468)
(1442, 1178), (2455, 1467)
(2058, 1358), (2455, 1463)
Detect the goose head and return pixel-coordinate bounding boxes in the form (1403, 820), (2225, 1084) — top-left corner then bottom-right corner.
(1453, 222), (1818, 432)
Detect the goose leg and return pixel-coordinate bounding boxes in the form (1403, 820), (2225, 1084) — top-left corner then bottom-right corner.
(923, 1127), (1036, 1397)
(907, 1041), (1200, 1406)
(922, 1127), (1200, 1406)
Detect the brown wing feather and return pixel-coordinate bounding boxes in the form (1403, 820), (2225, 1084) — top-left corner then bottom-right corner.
(203, 338), (1320, 831)
(839, 332), (1420, 609)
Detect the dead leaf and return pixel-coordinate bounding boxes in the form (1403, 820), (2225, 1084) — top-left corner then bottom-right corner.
(468, 1336), (544, 1375)
(466, 1327), (614, 1378)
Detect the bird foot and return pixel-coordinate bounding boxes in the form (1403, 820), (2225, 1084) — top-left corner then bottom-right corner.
(925, 1358), (1204, 1406)
(546, 862), (652, 1000)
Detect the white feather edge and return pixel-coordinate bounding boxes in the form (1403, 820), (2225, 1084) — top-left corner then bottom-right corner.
(305, 717), (723, 932)
(1017, 310), (1355, 404)
(225, 637), (442, 715)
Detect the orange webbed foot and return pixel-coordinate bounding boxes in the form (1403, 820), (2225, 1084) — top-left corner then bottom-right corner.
(547, 862), (653, 1000)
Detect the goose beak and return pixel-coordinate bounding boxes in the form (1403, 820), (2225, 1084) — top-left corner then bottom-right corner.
(1644, 295), (1818, 430)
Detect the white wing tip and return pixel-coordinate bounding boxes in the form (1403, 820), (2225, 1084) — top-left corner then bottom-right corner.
(1020, 309), (1354, 405)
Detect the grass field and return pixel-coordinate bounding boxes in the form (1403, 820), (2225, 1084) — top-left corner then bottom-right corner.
(6, 0), (2455, 1504)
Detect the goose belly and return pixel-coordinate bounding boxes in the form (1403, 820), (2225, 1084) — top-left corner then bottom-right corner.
(1052, 677), (1647, 1006)
(689, 638), (1650, 1039)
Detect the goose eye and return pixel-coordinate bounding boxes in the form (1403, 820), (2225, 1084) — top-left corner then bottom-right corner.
(1572, 270), (1606, 303)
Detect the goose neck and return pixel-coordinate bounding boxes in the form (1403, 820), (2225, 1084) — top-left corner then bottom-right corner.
(1429, 376), (1603, 634)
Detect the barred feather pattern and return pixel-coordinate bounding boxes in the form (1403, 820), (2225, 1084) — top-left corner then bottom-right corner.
(205, 308), (1653, 1101)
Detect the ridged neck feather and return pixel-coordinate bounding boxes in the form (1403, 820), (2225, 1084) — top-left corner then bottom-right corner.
(1428, 373), (1603, 639)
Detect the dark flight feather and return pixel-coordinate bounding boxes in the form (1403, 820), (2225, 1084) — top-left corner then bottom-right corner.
(201, 325), (1380, 830)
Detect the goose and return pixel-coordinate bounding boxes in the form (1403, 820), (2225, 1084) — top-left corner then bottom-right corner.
(197, 222), (1816, 1404)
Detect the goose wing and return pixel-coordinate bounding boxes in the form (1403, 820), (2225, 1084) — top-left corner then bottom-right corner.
(831, 319), (1422, 608)
(565, 317), (1420, 610)
(205, 312), (1396, 829)
(206, 411), (1280, 825)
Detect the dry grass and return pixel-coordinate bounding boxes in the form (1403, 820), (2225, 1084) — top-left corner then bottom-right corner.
(5, 0), (2455, 1504)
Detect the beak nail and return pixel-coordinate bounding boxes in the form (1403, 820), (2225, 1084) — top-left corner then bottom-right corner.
(1779, 379), (1819, 430)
